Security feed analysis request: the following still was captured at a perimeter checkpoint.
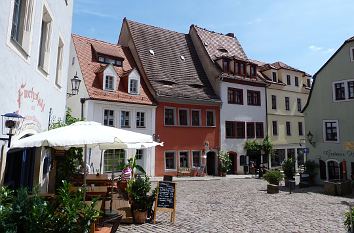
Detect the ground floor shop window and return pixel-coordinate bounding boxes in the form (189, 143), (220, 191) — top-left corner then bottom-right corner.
(165, 151), (176, 170)
(328, 160), (340, 180)
(104, 149), (125, 172)
(271, 149), (285, 167)
(179, 151), (189, 168)
(240, 155), (246, 166)
(192, 151), (201, 167)
(287, 149), (295, 160)
(136, 149), (143, 160)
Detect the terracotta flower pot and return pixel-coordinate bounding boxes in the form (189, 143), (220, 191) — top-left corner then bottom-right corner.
(133, 210), (147, 224)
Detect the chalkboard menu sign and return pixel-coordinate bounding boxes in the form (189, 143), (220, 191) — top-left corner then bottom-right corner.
(157, 181), (175, 208)
(154, 181), (176, 223)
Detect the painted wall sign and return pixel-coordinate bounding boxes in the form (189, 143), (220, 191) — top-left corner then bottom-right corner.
(322, 149), (354, 157)
(17, 83), (46, 113)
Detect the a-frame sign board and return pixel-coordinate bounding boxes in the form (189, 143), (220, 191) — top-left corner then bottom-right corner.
(153, 181), (176, 224)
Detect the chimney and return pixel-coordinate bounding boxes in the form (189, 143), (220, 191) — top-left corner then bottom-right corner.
(226, 33), (234, 38)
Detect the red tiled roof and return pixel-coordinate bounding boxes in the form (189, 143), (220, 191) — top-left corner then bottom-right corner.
(72, 34), (155, 105)
(124, 19), (220, 102)
(192, 25), (248, 62)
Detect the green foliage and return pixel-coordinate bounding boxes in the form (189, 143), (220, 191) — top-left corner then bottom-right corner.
(49, 108), (80, 130)
(0, 182), (100, 233)
(304, 160), (318, 177)
(127, 175), (154, 211)
(262, 136), (273, 157)
(55, 148), (83, 191)
(117, 154), (146, 178)
(263, 170), (284, 185)
(344, 208), (354, 231)
(282, 158), (295, 180)
(244, 140), (262, 152)
(52, 181), (100, 233)
(218, 150), (232, 173)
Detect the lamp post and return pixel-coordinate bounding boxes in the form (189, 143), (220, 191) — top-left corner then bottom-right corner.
(67, 72), (81, 97)
(0, 112), (24, 147)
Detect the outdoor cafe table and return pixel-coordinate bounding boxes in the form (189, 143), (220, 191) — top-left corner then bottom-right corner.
(70, 186), (109, 196)
(86, 174), (111, 186)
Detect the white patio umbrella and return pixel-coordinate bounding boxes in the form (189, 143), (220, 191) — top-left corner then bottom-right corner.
(11, 121), (162, 187)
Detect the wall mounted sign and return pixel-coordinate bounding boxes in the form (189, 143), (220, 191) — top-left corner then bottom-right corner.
(153, 181), (176, 224)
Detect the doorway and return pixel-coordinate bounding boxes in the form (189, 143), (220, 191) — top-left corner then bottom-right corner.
(228, 151), (237, 174)
(4, 148), (36, 191)
(206, 151), (216, 176)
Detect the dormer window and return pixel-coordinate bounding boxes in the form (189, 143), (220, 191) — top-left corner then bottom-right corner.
(105, 75), (115, 91)
(97, 55), (122, 66)
(222, 59), (230, 73)
(129, 79), (138, 94)
(250, 65), (257, 77)
(272, 72), (277, 82)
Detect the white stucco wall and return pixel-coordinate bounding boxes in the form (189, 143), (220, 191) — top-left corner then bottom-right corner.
(85, 100), (157, 176)
(220, 82), (267, 173)
(0, 0), (73, 187)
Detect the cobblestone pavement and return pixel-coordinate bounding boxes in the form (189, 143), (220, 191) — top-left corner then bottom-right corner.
(118, 178), (352, 232)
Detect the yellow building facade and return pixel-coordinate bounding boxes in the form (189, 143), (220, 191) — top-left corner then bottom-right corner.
(259, 62), (311, 169)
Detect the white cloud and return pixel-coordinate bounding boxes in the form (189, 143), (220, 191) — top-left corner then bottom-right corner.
(308, 45), (334, 54)
(247, 18), (263, 25)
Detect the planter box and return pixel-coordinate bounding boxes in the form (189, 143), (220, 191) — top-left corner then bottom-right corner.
(267, 184), (279, 194)
(324, 180), (352, 196)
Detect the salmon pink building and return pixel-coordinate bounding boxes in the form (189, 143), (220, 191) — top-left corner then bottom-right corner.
(119, 19), (221, 176)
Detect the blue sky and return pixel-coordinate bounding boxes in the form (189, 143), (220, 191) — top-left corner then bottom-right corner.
(73, 0), (354, 75)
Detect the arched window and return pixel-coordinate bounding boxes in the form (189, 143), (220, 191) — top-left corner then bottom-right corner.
(104, 149), (125, 173)
(319, 160), (326, 180)
(327, 160), (340, 180)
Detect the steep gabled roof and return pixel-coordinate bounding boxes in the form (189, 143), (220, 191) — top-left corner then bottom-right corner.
(123, 19), (220, 103)
(72, 34), (154, 105)
(259, 61), (311, 77)
(303, 35), (354, 112)
(191, 25), (248, 62)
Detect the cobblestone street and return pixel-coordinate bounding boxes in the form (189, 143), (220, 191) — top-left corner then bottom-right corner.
(118, 178), (352, 232)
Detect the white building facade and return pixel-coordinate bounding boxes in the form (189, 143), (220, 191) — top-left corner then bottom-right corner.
(0, 0), (73, 191)
(67, 35), (157, 176)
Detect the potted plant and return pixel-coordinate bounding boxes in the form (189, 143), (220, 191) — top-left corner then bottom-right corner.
(127, 175), (153, 224)
(263, 170), (283, 194)
(282, 158), (295, 187)
(217, 151), (232, 176)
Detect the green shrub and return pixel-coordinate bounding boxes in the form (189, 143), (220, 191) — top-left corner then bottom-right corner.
(127, 175), (154, 212)
(344, 208), (354, 231)
(218, 150), (232, 173)
(282, 158), (295, 180)
(304, 160), (318, 177)
(263, 170), (284, 185)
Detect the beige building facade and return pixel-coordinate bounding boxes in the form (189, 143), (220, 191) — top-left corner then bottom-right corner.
(257, 62), (311, 169)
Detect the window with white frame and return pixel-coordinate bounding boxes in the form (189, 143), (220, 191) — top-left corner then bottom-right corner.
(192, 151), (201, 167)
(136, 112), (145, 128)
(121, 111), (130, 128)
(103, 109), (114, 127)
(333, 80), (354, 101)
(164, 108), (175, 126)
(191, 110), (201, 126)
(323, 120), (339, 142)
(38, 6), (52, 73)
(104, 149), (125, 172)
(104, 75), (115, 91)
(206, 110), (215, 126)
(55, 38), (64, 87)
(129, 79), (139, 94)
(165, 151), (176, 170)
(11, 0), (34, 55)
(178, 109), (189, 126)
(136, 149), (143, 160)
(179, 151), (189, 168)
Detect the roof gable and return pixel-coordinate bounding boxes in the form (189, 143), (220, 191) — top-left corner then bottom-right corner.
(72, 34), (154, 105)
(123, 19), (220, 103)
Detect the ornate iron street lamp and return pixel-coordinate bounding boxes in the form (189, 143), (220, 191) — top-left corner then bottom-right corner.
(1, 112), (24, 147)
(67, 72), (81, 97)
